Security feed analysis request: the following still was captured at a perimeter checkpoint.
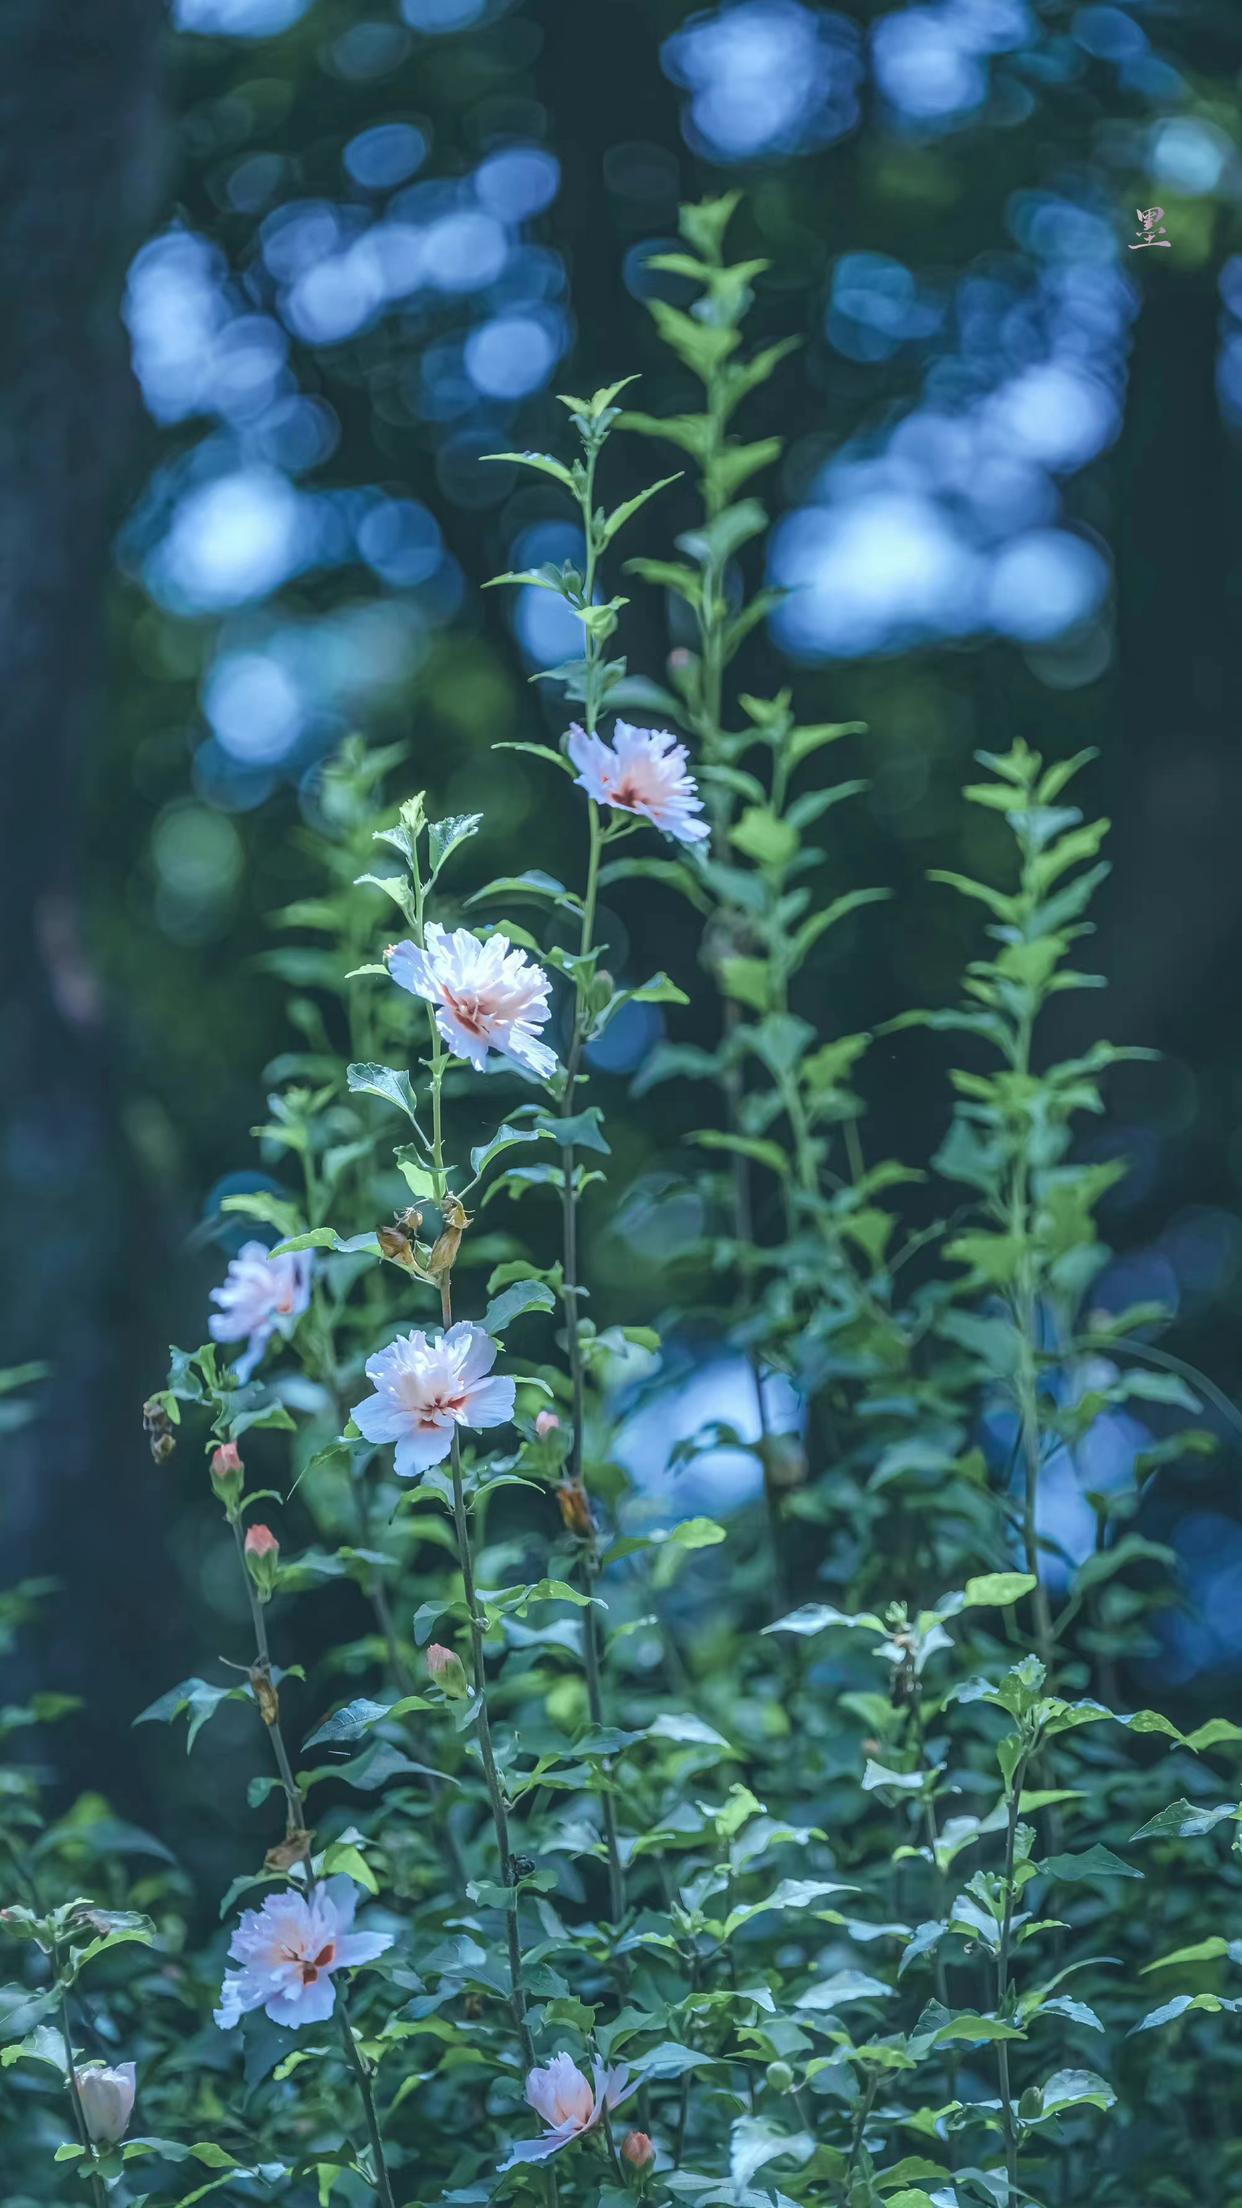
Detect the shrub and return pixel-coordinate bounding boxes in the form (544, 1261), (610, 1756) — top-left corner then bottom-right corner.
(3, 197), (1236, 2208)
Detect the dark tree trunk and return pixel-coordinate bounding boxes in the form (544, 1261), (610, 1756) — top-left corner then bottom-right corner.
(0, 3), (167, 1763)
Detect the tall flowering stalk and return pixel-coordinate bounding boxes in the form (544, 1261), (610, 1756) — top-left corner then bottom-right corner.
(208, 1432), (397, 2205)
(369, 797), (540, 2070)
(485, 388), (695, 1967)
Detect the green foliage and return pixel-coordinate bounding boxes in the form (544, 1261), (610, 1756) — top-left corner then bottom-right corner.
(3, 196), (1238, 2208)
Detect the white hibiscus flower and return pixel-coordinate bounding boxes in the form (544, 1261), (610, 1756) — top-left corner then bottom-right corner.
(75, 2062), (137, 2144)
(499, 2053), (633, 2169)
(214, 1877), (392, 2032)
(209, 1241), (313, 1384)
(350, 1322), (515, 1479)
(567, 721), (709, 844)
(386, 924), (556, 1079)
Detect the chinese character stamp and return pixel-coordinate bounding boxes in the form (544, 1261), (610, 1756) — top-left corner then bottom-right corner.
(1129, 207), (1171, 249)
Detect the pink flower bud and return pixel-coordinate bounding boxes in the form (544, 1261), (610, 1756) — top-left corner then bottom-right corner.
(622, 2131), (655, 2170)
(535, 1410), (560, 1438)
(243, 1522), (279, 1599)
(210, 1441), (244, 1512)
(426, 1643), (468, 1699)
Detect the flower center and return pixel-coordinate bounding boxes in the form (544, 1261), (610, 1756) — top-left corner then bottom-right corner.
(443, 986), (490, 1036)
(419, 1391), (467, 1428)
(300, 1941), (335, 1984)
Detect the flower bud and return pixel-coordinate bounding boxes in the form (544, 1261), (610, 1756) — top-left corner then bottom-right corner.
(765, 2059), (795, 2093)
(426, 1194), (470, 1276)
(142, 1398), (175, 1464)
(75, 2061), (136, 2144)
(556, 1478), (595, 1538)
(622, 2131), (656, 2171)
(244, 1522), (280, 1599)
(210, 1442), (244, 1513)
(377, 1222), (418, 1271)
(426, 1643), (468, 1699)
(535, 1410), (560, 1438)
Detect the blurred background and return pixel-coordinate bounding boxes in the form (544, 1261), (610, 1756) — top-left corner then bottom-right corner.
(2, 0), (1240, 1857)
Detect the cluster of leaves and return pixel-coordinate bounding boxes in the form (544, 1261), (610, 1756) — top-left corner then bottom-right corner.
(5, 199), (1242, 2208)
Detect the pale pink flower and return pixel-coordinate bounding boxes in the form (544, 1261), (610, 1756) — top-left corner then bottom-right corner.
(75, 2061), (136, 2144)
(350, 1323), (515, 1479)
(209, 1241), (313, 1384)
(535, 1410), (560, 1438)
(567, 721), (709, 844)
(386, 924), (556, 1079)
(214, 1877), (392, 2032)
(499, 2053), (633, 2170)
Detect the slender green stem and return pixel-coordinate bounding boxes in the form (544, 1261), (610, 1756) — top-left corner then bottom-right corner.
(579, 1539), (627, 1939)
(446, 1417), (534, 2069)
(227, 1519), (397, 2204)
(995, 1758), (1028, 2196)
(55, 1965), (106, 2208)
(411, 893), (533, 2067)
(337, 1989), (398, 2208)
(231, 1514), (305, 1836)
(844, 2069), (878, 2192)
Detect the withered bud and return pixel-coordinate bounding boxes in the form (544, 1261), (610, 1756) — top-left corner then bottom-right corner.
(143, 1398), (176, 1463)
(426, 1194), (471, 1276)
(264, 1828), (314, 1873)
(378, 1223), (418, 1270)
(249, 1666), (281, 1727)
(556, 1478), (596, 1539)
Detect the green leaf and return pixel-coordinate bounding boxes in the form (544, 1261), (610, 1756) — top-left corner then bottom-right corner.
(931, 2012), (1027, 2046)
(220, 1190), (302, 1236)
(1141, 1936), (1232, 1974)
(729, 2117), (814, 2189)
(482, 449), (577, 489)
(688, 1129), (788, 1176)
(321, 1842), (378, 1895)
(1037, 2068), (1117, 2115)
(428, 813), (483, 878)
(730, 806), (799, 870)
(961, 1572), (1038, 1609)
(483, 1279), (556, 1335)
(133, 1676), (246, 1751)
(303, 1698), (396, 1751)
(346, 1063), (423, 1127)
(1131, 1800), (1238, 1841)
(1041, 1845), (1141, 1884)
(600, 473), (682, 546)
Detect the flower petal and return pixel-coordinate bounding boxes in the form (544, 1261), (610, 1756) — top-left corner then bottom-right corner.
(349, 1391), (410, 1445)
(394, 1427), (453, 1479)
(461, 1375), (517, 1432)
(335, 1929), (395, 1969)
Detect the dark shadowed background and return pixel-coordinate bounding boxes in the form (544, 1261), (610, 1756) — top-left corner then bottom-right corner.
(2, 0), (1240, 1879)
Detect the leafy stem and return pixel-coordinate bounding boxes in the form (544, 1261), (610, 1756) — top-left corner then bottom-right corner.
(995, 1751), (1030, 2195)
(54, 1954), (106, 2208)
(336, 1986), (398, 2208)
